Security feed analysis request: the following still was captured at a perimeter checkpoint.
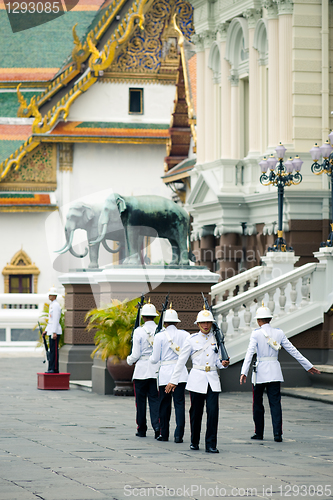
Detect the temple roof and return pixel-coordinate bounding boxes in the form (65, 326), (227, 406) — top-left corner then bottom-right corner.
(0, 0), (195, 184)
(0, 192), (57, 212)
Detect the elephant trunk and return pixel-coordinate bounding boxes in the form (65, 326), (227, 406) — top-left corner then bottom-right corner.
(90, 223), (107, 245)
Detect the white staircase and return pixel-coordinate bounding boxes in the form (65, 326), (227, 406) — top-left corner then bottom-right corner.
(211, 248), (333, 365)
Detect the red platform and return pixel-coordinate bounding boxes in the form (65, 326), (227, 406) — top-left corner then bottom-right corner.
(37, 372), (70, 390)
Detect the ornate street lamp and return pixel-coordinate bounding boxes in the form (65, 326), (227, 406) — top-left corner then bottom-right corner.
(259, 143), (303, 252)
(310, 133), (333, 246)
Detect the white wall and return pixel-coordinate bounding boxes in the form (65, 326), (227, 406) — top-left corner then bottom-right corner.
(0, 212), (59, 295)
(68, 142), (171, 199)
(69, 82), (176, 124)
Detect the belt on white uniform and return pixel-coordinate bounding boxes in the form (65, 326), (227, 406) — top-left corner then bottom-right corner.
(161, 360), (177, 366)
(258, 356), (278, 362)
(193, 365), (217, 372)
(140, 355), (151, 361)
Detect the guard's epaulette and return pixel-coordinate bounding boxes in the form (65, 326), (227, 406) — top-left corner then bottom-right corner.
(192, 332), (200, 337)
(254, 327), (260, 331)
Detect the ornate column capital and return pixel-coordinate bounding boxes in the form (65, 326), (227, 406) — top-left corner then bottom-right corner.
(201, 29), (216, 50)
(217, 22), (230, 43)
(262, 0), (278, 19)
(191, 34), (205, 52)
(243, 8), (262, 29)
(228, 74), (239, 87)
(276, 0), (293, 16)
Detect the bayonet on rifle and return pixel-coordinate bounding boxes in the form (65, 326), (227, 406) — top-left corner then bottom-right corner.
(201, 292), (229, 361)
(38, 321), (49, 363)
(154, 292), (169, 335)
(129, 294), (145, 355)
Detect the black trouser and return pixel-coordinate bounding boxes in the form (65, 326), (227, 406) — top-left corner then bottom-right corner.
(159, 383), (186, 440)
(253, 381), (282, 438)
(189, 385), (219, 449)
(48, 336), (59, 373)
(133, 378), (160, 434)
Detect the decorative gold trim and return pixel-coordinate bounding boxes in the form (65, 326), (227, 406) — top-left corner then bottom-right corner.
(0, 183), (57, 192)
(2, 249), (40, 293)
(277, 230), (283, 238)
(0, 206), (57, 212)
(36, 136), (167, 145)
(101, 72), (177, 85)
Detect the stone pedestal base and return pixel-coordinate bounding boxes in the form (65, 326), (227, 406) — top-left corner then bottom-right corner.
(260, 251), (300, 284)
(92, 357), (115, 395)
(59, 265), (219, 394)
(59, 345), (94, 380)
(37, 372), (70, 390)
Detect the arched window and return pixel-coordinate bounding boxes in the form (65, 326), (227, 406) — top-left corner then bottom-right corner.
(254, 19), (268, 153)
(225, 18), (249, 158)
(2, 249), (40, 295)
(208, 42), (222, 158)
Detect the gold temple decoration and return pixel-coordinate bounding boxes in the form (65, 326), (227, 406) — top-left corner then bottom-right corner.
(2, 249), (40, 293)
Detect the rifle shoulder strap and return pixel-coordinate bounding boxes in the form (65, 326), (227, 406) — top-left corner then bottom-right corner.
(164, 330), (181, 355)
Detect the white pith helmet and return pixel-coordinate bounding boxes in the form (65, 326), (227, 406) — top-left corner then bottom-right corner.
(141, 301), (158, 317)
(194, 308), (214, 324)
(48, 286), (58, 296)
(164, 304), (181, 323)
(255, 302), (273, 319)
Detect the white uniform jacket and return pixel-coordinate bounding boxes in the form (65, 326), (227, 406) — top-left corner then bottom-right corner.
(170, 330), (226, 394)
(149, 325), (189, 386)
(127, 321), (159, 380)
(241, 323), (313, 384)
(45, 300), (62, 336)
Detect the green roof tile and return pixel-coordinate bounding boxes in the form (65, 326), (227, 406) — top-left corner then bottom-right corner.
(0, 11), (99, 69)
(0, 92), (43, 117)
(0, 140), (24, 164)
(76, 122), (170, 129)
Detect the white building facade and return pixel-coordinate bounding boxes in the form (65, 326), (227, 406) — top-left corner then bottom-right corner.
(187, 0), (332, 278)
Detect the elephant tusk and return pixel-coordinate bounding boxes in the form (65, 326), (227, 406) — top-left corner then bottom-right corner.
(55, 229), (74, 254)
(102, 239), (121, 254)
(69, 245), (89, 259)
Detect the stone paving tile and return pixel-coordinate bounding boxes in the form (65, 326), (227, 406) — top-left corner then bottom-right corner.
(1, 357), (333, 500)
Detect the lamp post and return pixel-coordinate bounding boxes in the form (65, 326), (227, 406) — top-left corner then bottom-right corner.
(259, 143), (303, 252)
(309, 133), (333, 247)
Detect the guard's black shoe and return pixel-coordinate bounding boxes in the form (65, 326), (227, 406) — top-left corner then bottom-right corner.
(45, 370), (55, 374)
(154, 429), (161, 439)
(274, 435), (283, 442)
(156, 435), (168, 441)
(136, 432), (146, 437)
(251, 434), (263, 440)
(206, 447), (219, 453)
(190, 444), (199, 450)
(174, 437), (183, 443)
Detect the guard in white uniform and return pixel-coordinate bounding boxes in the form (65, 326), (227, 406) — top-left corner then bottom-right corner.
(240, 304), (320, 442)
(43, 286), (62, 373)
(150, 306), (189, 443)
(166, 308), (230, 453)
(127, 302), (160, 438)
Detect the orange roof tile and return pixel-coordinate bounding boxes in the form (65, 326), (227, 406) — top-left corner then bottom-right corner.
(0, 68), (59, 82)
(0, 124), (32, 140)
(50, 121), (170, 139)
(0, 194), (51, 205)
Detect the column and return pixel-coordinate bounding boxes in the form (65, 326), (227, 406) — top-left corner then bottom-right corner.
(230, 75), (240, 159)
(277, 0), (293, 147)
(266, 1), (279, 149)
(203, 30), (216, 163)
(244, 9), (261, 156)
(218, 22), (231, 158)
(192, 34), (205, 163)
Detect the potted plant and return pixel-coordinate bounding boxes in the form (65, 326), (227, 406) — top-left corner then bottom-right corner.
(85, 298), (138, 395)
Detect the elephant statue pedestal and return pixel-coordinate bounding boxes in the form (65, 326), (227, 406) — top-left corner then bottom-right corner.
(59, 265), (219, 394)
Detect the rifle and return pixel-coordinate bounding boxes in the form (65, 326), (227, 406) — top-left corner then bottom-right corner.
(154, 292), (169, 335)
(201, 292), (229, 361)
(38, 321), (49, 364)
(129, 294), (145, 355)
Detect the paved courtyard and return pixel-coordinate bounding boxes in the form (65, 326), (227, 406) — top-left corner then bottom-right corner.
(0, 355), (332, 500)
